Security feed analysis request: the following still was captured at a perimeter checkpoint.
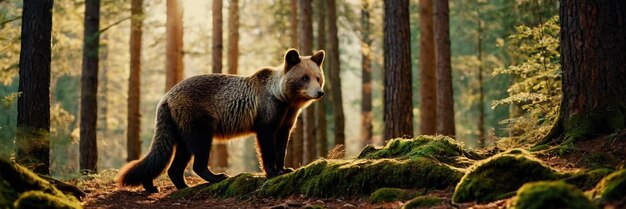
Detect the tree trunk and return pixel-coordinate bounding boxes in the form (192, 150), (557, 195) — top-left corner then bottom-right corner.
(212, 0), (223, 74)
(476, 6), (485, 148)
(80, 0), (101, 174)
(315, 0), (328, 158)
(165, 0), (184, 91)
(299, 0), (316, 164)
(227, 0), (239, 75)
(383, 0), (413, 140)
(547, 0), (626, 143)
(127, 0), (143, 161)
(360, 0), (373, 147)
(327, 0), (345, 146)
(17, 0), (53, 175)
(210, 0), (228, 172)
(419, 0), (437, 135)
(434, 0), (455, 137)
(287, 0), (302, 167)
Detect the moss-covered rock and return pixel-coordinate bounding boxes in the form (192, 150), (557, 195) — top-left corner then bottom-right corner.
(358, 136), (482, 165)
(368, 188), (419, 204)
(563, 168), (613, 190)
(401, 196), (444, 209)
(591, 169), (626, 203)
(0, 159), (81, 209)
(171, 173), (266, 199)
(452, 152), (562, 203)
(510, 181), (597, 209)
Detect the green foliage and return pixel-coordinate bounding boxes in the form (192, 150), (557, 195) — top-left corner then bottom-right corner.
(452, 151), (562, 203)
(492, 16), (561, 144)
(510, 181), (597, 209)
(0, 159), (81, 209)
(368, 188), (419, 204)
(591, 169), (626, 203)
(401, 196), (443, 209)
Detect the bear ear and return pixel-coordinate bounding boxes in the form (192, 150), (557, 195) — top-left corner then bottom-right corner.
(284, 48), (301, 72)
(311, 50), (325, 67)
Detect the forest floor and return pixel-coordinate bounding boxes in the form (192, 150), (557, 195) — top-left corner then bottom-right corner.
(74, 134), (626, 209)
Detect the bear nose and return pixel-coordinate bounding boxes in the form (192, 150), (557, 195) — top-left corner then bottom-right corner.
(317, 90), (325, 98)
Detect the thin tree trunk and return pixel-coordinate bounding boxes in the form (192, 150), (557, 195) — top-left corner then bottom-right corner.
(98, 38), (108, 136)
(210, 0), (228, 172)
(300, 0), (316, 164)
(546, 0), (626, 143)
(361, 0), (373, 146)
(127, 0), (143, 161)
(17, 0), (53, 175)
(327, 0), (345, 147)
(315, 0), (328, 158)
(434, 0), (455, 137)
(477, 5), (485, 147)
(227, 0), (239, 75)
(80, 0), (101, 174)
(287, 0), (302, 167)
(419, 0), (437, 135)
(212, 0), (223, 74)
(165, 0), (184, 91)
(383, 0), (413, 140)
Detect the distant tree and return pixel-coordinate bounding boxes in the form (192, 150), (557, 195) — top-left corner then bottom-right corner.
(476, 1), (485, 147)
(299, 0), (316, 164)
(165, 0), (183, 91)
(315, 0), (328, 158)
(16, 0), (53, 175)
(80, 0), (101, 174)
(542, 0), (626, 145)
(434, 0), (455, 136)
(419, 0), (436, 135)
(288, 0), (303, 167)
(127, 0), (143, 161)
(383, 0), (413, 140)
(227, 0), (239, 75)
(360, 0), (373, 146)
(327, 0), (345, 146)
(210, 0), (228, 172)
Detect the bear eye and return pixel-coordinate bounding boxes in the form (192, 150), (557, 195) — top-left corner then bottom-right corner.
(301, 76), (309, 82)
(316, 77), (320, 83)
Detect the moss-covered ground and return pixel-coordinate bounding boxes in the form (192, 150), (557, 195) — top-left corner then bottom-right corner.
(0, 159), (82, 209)
(510, 181), (597, 209)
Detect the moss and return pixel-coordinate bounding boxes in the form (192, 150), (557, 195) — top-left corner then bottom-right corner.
(0, 159), (81, 209)
(368, 188), (419, 204)
(510, 181), (597, 209)
(528, 144), (550, 152)
(172, 173), (267, 199)
(591, 169), (626, 203)
(13, 191), (81, 209)
(452, 152), (562, 203)
(581, 152), (621, 169)
(402, 196), (443, 209)
(564, 168), (613, 190)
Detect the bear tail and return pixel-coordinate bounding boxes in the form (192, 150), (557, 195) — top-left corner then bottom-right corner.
(116, 102), (177, 192)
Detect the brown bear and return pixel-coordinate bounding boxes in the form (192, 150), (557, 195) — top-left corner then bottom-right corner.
(116, 49), (325, 192)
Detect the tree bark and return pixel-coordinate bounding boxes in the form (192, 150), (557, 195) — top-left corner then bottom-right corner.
(299, 0), (316, 164)
(419, 0), (437, 135)
(434, 0), (455, 137)
(212, 0), (223, 74)
(227, 0), (239, 75)
(383, 0), (413, 140)
(327, 0), (345, 146)
(361, 0), (373, 146)
(547, 0), (626, 143)
(127, 0), (143, 161)
(17, 0), (53, 175)
(80, 0), (101, 174)
(316, 0), (328, 158)
(287, 0), (303, 167)
(477, 6), (485, 148)
(210, 0), (228, 172)
(165, 0), (184, 91)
